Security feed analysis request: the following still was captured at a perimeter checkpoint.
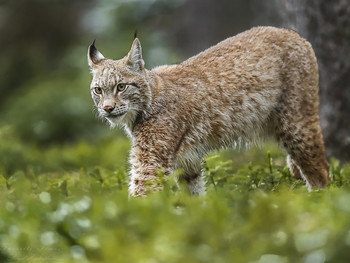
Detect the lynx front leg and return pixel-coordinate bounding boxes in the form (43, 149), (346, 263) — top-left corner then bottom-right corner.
(128, 168), (159, 197)
(128, 145), (173, 197)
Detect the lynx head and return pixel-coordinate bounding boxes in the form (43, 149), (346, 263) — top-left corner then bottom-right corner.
(87, 38), (152, 131)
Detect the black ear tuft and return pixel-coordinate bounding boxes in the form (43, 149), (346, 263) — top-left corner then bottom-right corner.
(89, 43), (99, 62)
(88, 39), (105, 67)
(134, 30), (138, 40)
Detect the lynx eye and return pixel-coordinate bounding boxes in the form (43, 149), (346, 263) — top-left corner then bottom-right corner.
(117, 83), (126, 92)
(94, 87), (103, 95)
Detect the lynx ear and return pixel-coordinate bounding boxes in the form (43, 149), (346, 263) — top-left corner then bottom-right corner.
(87, 40), (105, 68)
(126, 38), (145, 72)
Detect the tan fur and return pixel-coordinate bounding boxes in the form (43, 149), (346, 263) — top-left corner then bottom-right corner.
(87, 26), (329, 197)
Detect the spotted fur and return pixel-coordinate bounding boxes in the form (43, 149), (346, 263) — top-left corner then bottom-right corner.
(87, 26), (329, 196)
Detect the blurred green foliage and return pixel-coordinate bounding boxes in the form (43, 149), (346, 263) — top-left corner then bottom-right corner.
(0, 126), (129, 176)
(1, 74), (97, 143)
(1, 127), (350, 263)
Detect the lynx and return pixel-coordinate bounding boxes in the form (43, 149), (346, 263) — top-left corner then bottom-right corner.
(87, 26), (329, 197)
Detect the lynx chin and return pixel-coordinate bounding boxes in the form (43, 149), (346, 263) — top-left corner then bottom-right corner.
(87, 26), (329, 197)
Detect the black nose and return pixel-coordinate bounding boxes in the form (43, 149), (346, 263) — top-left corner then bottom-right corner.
(103, 105), (115, 113)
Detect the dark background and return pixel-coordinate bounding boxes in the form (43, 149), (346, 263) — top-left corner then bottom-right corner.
(0, 0), (349, 160)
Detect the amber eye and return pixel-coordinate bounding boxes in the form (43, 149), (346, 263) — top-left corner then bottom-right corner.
(117, 83), (126, 92)
(94, 87), (103, 95)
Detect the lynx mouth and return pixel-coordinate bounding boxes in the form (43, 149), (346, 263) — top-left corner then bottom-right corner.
(106, 112), (126, 119)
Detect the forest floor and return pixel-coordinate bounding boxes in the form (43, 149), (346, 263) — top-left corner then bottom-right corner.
(1, 127), (350, 263)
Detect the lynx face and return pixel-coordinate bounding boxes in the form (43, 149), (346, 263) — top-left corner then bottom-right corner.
(88, 39), (152, 130)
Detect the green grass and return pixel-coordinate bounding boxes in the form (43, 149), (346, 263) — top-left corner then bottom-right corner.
(1, 126), (350, 263)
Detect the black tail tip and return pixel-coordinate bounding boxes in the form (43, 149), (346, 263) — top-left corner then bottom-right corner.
(134, 30), (138, 39)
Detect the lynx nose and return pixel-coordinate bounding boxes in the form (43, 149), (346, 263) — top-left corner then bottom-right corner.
(103, 105), (115, 113)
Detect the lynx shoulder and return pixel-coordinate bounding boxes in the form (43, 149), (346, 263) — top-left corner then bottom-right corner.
(87, 26), (329, 197)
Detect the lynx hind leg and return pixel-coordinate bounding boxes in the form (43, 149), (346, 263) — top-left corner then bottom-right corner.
(286, 155), (303, 180)
(277, 120), (329, 188)
(177, 159), (206, 195)
(178, 173), (206, 195)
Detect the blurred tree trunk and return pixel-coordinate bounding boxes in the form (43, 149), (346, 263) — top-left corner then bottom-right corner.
(282, 0), (350, 161)
(160, 0), (282, 57)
